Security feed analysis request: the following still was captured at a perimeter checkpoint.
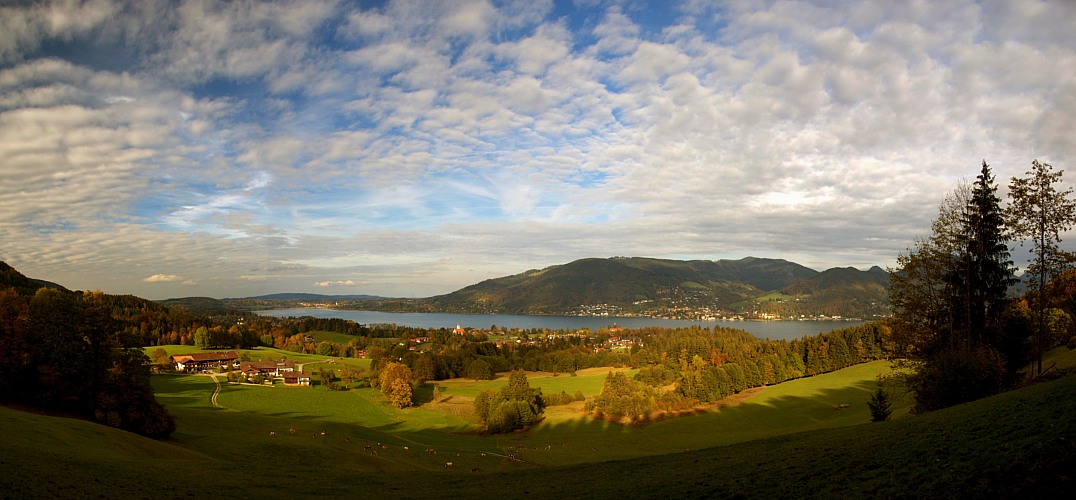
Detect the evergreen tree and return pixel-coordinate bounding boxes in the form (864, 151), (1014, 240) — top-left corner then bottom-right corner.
(892, 162), (1018, 412)
(867, 386), (892, 422)
(958, 161), (1015, 341)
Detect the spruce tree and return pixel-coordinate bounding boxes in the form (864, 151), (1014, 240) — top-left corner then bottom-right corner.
(958, 161), (1015, 343)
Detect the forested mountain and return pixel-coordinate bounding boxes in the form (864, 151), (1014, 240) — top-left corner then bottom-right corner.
(343, 257), (890, 319)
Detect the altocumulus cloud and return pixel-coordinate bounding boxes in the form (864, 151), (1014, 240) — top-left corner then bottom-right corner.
(0, 0), (1073, 300)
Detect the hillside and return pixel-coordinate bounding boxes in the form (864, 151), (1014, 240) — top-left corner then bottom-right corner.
(0, 261), (68, 295)
(2, 366), (1072, 497)
(345, 257), (889, 319)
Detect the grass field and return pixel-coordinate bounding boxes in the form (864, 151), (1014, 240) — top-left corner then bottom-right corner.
(6, 346), (1073, 497)
(144, 359), (909, 470)
(3, 353), (1074, 497)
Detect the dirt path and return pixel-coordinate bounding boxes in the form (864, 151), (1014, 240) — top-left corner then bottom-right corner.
(209, 375), (224, 408)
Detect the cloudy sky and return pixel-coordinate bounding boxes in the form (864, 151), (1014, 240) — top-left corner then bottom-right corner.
(1, 0), (1074, 299)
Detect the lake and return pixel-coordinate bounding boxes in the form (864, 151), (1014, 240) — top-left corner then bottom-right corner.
(254, 308), (866, 341)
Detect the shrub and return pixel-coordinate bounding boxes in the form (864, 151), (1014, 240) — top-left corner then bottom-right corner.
(910, 345), (1005, 413)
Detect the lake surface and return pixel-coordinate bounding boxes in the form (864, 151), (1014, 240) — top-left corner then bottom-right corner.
(255, 308), (865, 341)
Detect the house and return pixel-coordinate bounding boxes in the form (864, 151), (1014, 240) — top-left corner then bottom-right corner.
(240, 359), (297, 378)
(282, 371), (312, 386)
(171, 351), (239, 372)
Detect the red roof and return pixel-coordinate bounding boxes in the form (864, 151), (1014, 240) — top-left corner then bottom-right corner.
(172, 351), (238, 363)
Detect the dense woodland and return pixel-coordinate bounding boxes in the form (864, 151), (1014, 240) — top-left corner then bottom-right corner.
(0, 283), (175, 438)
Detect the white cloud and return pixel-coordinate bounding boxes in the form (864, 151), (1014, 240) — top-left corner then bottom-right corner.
(2, 0), (1075, 301)
(315, 280), (356, 287)
(144, 274), (182, 283)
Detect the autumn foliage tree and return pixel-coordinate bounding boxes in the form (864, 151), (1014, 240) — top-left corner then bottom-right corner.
(378, 362), (413, 408)
(1007, 159), (1076, 373)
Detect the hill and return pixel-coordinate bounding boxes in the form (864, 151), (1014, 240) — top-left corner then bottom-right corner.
(0, 261), (68, 295)
(1, 365), (1072, 497)
(346, 256), (889, 319)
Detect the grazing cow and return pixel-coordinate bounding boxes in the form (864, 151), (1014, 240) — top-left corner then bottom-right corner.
(371, 450), (379, 456)
(480, 453), (486, 457)
(445, 462), (453, 469)
(320, 431), (327, 436)
(288, 428), (296, 434)
(269, 431), (276, 437)
(364, 444), (372, 450)
(403, 446), (409, 451)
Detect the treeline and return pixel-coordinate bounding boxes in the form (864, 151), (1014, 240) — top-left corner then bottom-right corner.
(0, 287), (175, 438)
(587, 323), (888, 422)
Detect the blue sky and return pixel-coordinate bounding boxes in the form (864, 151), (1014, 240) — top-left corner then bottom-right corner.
(1, 0), (1074, 299)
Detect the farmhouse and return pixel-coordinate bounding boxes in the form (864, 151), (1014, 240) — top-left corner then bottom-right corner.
(171, 351), (239, 372)
(240, 359), (296, 378)
(282, 371), (312, 386)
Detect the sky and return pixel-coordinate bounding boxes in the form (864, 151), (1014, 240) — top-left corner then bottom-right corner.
(1, 0), (1074, 300)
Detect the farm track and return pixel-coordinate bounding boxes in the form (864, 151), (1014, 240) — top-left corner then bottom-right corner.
(209, 375), (224, 408)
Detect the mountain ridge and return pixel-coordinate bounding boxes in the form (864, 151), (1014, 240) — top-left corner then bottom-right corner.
(338, 256), (891, 319)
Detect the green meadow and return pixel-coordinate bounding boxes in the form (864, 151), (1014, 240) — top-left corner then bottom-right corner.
(147, 348), (909, 469)
(5, 347), (1073, 497)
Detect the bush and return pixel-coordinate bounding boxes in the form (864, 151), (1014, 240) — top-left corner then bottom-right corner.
(910, 345), (1005, 413)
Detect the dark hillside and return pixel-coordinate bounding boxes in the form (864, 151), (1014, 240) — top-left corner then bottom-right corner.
(2, 370), (1073, 497)
(0, 261), (67, 295)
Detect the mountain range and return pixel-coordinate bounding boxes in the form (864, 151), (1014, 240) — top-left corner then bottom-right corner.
(1, 257), (892, 320)
(336, 256), (891, 319)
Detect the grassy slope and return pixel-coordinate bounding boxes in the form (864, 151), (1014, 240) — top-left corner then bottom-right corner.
(4, 354), (1075, 497)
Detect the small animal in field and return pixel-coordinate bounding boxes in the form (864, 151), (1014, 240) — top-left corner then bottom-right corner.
(269, 431), (276, 437)
(288, 428), (295, 434)
(371, 450), (379, 456)
(444, 462), (453, 469)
